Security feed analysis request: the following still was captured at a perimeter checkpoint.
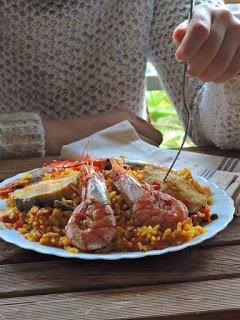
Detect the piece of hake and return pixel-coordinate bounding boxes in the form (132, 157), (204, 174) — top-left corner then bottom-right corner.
(142, 166), (211, 213)
(10, 173), (79, 212)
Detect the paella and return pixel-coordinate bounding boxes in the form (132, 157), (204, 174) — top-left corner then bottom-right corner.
(0, 157), (216, 254)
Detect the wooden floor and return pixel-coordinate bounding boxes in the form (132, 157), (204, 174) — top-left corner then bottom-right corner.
(0, 151), (240, 319)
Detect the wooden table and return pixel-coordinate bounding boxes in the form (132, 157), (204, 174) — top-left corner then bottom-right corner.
(0, 148), (240, 320)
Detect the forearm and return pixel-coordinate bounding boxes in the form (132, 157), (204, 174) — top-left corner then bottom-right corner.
(0, 112), (45, 159)
(43, 117), (100, 156)
(43, 113), (124, 155)
(44, 110), (163, 155)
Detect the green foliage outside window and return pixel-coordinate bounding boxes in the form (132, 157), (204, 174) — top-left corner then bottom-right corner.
(146, 90), (195, 148)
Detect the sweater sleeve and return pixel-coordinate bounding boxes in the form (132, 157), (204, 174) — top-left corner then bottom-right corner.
(148, 0), (240, 150)
(0, 112), (45, 159)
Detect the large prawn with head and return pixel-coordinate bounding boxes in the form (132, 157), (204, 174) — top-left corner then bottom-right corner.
(65, 162), (116, 251)
(112, 160), (188, 231)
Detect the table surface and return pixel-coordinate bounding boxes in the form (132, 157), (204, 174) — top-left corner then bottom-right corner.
(0, 147), (240, 320)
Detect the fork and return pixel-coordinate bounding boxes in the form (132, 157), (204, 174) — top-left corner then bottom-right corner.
(164, 0), (195, 181)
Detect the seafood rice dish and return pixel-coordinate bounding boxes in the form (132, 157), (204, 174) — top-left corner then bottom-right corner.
(0, 157), (216, 253)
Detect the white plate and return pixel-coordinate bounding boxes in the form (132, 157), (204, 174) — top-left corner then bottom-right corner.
(0, 172), (235, 260)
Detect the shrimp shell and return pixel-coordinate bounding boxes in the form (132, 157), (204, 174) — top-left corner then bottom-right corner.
(65, 171), (116, 251)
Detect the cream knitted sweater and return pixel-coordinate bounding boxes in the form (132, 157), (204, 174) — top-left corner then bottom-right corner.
(0, 0), (239, 159)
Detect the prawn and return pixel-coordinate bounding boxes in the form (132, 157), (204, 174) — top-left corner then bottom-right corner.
(0, 179), (29, 199)
(65, 162), (116, 251)
(0, 158), (106, 200)
(43, 158), (106, 173)
(112, 159), (188, 231)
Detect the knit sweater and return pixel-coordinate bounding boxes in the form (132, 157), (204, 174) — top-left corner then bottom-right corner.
(0, 0), (239, 159)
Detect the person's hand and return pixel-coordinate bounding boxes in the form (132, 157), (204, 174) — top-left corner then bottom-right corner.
(173, 4), (240, 83)
(44, 109), (162, 155)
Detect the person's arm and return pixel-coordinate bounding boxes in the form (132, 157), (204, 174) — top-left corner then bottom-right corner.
(148, 0), (240, 149)
(0, 112), (45, 159)
(44, 110), (163, 155)
(0, 110), (163, 159)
